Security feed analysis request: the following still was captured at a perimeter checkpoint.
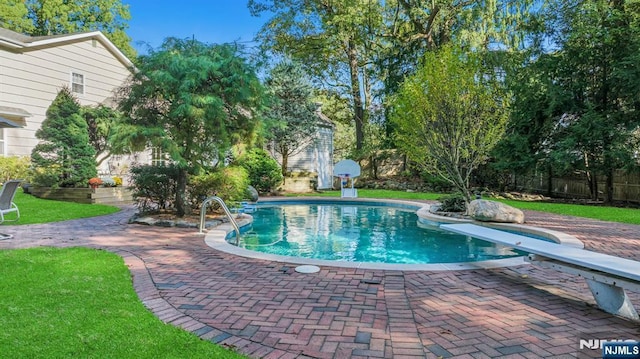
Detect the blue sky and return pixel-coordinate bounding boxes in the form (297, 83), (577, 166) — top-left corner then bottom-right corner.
(124, 1), (268, 53)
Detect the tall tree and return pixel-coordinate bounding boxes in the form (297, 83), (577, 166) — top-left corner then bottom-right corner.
(249, 0), (383, 152)
(551, 0), (640, 203)
(249, 0), (535, 154)
(0, 0), (135, 59)
(31, 87), (97, 188)
(115, 38), (263, 216)
(390, 46), (510, 203)
(501, 0), (640, 203)
(263, 61), (319, 176)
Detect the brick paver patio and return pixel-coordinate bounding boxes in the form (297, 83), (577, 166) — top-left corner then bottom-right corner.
(1, 203), (639, 358)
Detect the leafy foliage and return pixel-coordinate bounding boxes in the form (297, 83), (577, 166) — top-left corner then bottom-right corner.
(31, 88), (97, 188)
(250, 0), (383, 151)
(116, 38), (263, 216)
(82, 105), (123, 166)
(437, 193), (467, 213)
(0, 156), (31, 184)
(0, 0), (135, 59)
(188, 167), (250, 210)
(263, 61), (319, 175)
(390, 46), (510, 203)
(497, 0), (640, 203)
(236, 148), (283, 194)
(250, 0), (536, 152)
(128, 164), (180, 213)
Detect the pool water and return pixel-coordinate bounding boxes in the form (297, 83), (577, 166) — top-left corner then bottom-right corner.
(235, 204), (526, 264)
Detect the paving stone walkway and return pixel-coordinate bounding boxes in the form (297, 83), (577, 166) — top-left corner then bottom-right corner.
(1, 204), (639, 358)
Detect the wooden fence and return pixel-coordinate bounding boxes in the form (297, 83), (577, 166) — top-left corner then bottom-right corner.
(519, 170), (640, 203)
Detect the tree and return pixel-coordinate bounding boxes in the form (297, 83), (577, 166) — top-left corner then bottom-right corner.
(499, 0), (640, 203)
(263, 61), (319, 176)
(390, 46), (510, 203)
(0, 0), (135, 59)
(116, 38), (263, 217)
(546, 0), (640, 203)
(249, 0), (383, 152)
(31, 87), (97, 188)
(249, 0), (536, 154)
(82, 105), (122, 166)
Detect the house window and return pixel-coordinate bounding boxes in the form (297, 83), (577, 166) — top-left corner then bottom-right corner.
(71, 72), (85, 94)
(151, 147), (167, 166)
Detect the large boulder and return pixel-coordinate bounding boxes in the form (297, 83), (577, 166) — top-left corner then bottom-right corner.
(468, 199), (525, 224)
(247, 185), (259, 202)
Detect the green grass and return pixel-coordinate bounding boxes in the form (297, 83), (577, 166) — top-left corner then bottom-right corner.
(495, 198), (640, 225)
(0, 247), (247, 359)
(11, 190), (120, 225)
(294, 189), (640, 225)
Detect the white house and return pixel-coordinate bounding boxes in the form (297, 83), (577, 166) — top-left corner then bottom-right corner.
(0, 27), (148, 176)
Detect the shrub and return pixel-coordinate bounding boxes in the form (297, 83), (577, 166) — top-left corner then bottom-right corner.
(31, 87), (97, 187)
(0, 156), (31, 183)
(236, 148), (282, 194)
(129, 164), (180, 213)
(188, 166), (250, 211)
(112, 176), (123, 186)
(31, 165), (62, 188)
(437, 193), (467, 212)
(99, 176), (116, 187)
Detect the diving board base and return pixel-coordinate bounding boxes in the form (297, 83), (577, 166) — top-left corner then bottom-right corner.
(527, 256), (639, 321)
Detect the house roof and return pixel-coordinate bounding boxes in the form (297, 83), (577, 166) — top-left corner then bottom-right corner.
(314, 105), (335, 129)
(0, 27), (134, 68)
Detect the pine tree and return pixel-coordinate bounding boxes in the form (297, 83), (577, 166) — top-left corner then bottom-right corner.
(263, 61), (319, 176)
(31, 87), (97, 187)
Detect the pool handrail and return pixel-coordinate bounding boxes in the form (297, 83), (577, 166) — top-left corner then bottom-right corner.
(199, 196), (241, 245)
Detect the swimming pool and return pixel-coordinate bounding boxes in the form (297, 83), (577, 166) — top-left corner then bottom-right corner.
(233, 200), (527, 264)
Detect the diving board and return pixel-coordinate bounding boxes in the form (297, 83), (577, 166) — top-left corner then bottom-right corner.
(441, 223), (640, 321)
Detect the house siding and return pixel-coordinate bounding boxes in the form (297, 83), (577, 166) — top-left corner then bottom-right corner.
(0, 35), (132, 157)
(280, 126), (334, 190)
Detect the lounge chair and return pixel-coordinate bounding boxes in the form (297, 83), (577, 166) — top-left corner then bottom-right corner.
(0, 180), (22, 224)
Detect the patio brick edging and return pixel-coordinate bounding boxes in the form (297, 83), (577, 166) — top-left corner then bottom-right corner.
(113, 248), (297, 358)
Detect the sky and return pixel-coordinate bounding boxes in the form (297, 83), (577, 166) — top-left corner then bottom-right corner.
(123, 1), (268, 53)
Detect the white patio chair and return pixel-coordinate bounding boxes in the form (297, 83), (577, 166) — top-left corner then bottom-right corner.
(0, 180), (22, 224)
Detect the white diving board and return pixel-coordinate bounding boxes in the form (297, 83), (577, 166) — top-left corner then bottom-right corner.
(441, 223), (640, 321)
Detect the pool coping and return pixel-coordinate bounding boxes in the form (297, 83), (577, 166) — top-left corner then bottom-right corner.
(203, 197), (584, 271)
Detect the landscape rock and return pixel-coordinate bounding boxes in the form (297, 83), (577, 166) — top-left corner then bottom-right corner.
(468, 199), (525, 224)
(247, 185), (259, 202)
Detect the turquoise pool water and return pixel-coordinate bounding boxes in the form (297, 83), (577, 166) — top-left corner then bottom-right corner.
(234, 202), (526, 264)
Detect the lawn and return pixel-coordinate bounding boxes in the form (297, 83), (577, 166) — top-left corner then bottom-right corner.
(11, 190), (120, 225)
(0, 247), (247, 359)
(294, 189), (640, 225)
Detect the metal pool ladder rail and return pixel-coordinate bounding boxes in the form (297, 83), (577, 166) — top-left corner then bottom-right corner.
(199, 196), (241, 245)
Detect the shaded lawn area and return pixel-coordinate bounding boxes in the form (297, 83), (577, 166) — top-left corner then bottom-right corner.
(0, 247), (247, 359)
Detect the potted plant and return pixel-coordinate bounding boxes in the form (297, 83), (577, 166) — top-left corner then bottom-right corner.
(88, 177), (103, 189)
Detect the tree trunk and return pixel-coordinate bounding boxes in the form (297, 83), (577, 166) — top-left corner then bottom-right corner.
(347, 39), (365, 152)
(175, 167), (188, 217)
(605, 167), (614, 204)
(281, 154), (289, 179)
(547, 165), (553, 197)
